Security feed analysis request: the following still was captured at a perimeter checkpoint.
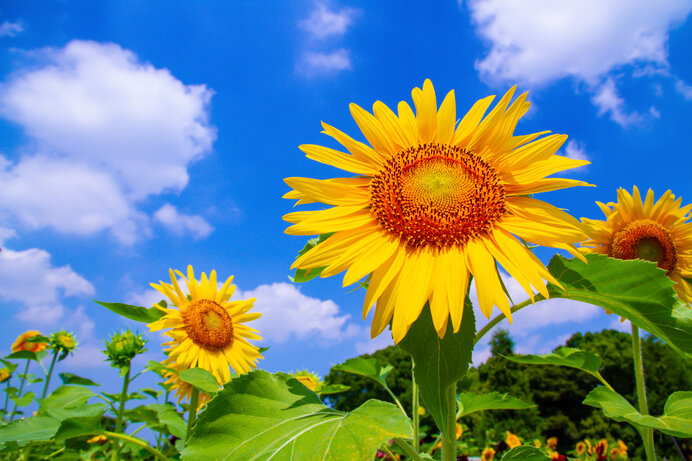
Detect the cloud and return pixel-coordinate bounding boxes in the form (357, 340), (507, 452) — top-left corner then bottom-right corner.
(0, 21), (22, 37)
(299, 49), (352, 75)
(675, 78), (692, 100)
(0, 243), (94, 325)
(154, 203), (213, 239)
(564, 139), (589, 162)
(300, 2), (356, 38)
(0, 40), (216, 243)
(355, 329), (393, 355)
(468, 0), (692, 125)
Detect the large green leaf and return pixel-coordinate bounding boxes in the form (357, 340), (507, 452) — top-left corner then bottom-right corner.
(94, 300), (165, 323)
(0, 416), (59, 445)
(59, 372), (99, 386)
(501, 446), (550, 460)
(10, 391), (34, 407)
(316, 383), (350, 396)
(584, 387), (692, 438)
(457, 392), (535, 418)
(40, 385), (96, 414)
(548, 255), (692, 359)
(332, 357), (393, 389)
(504, 347), (602, 375)
(125, 403), (186, 439)
(183, 370), (411, 461)
(179, 367), (219, 394)
(5, 351), (40, 362)
(399, 300), (476, 441)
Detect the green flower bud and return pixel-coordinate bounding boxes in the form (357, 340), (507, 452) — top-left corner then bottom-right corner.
(104, 329), (147, 368)
(50, 330), (78, 352)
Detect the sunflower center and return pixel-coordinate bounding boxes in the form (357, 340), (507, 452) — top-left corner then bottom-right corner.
(181, 299), (234, 350)
(369, 143), (506, 248)
(610, 219), (677, 273)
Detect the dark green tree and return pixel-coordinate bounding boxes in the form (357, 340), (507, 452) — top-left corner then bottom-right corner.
(489, 329), (515, 357)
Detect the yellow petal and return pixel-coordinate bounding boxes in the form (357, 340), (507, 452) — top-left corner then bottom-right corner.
(299, 144), (377, 175)
(350, 103), (397, 155)
(321, 121), (385, 166)
(412, 79), (437, 143)
(437, 89), (456, 145)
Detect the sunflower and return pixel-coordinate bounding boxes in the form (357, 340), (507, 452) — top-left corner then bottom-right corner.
(482, 447), (496, 461)
(161, 360), (212, 409)
(505, 431), (521, 449)
(581, 187), (692, 304)
(284, 80), (588, 342)
(575, 441), (586, 455)
(291, 370), (321, 392)
(12, 330), (48, 353)
(148, 266), (263, 391)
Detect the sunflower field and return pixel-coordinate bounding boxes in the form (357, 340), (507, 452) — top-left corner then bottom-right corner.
(0, 81), (690, 461)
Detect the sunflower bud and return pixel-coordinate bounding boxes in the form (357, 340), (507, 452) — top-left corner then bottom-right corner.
(50, 330), (78, 353)
(104, 329), (147, 369)
(0, 368), (11, 383)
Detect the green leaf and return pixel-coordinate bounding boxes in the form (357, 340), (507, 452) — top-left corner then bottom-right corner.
(0, 416), (59, 445)
(10, 391), (34, 407)
(457, 392), (535, 418)
(140, 387), (162, 399)
(53, 414), (103, 441)
(5, 351), (39, 361)
(258, 346), (270, 353)
(501, 446), (550, 460)
(24, 334), (50, 343)
(332, 357), (393, 389)
(584, 387), (692, 438)
(40, 385), (96, 415)
(504, 347), (602, 375)
(145, 360), (179, 377)
(94, 300), (165, 323)
(179, 368), (219, 394)
(183, 370), (411, 461)
(58, 372), (99, 386)
(316, 383), (350, 396)
(125, 403), (186, 439)
(399, 299), (476, 442)
(290, 233), (333, 283)
(0, 358), (18, 372)
(548, 254), (692, 359)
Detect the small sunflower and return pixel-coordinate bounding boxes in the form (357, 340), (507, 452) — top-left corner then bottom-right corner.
(547, 436), (558, 450)
(506, 431), (521, 448)
(86, 434), (108, 445)
(284, 80), (588, 342)
(0, 368), (11, 383)
(617, 439), (627, 455)
(575, 441), (586, 455)
(12, 330), (48, 353)
(481, 447), (496, 461)
(291, 370), (321, 392)
(582, 187), (692, 304)
(50, 330), (77, 352)
(455, 423), (463, 440)
(148, 266), (263, 389)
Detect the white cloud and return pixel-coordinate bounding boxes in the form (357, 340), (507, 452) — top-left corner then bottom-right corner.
(591, 78), (642, 127)
(0, 243), (94, 325)
(675, 78), (692, 100)
(468, 0), (692, 125)
(609, 317), (632, 333)
(299, 49), (352, 75)
(154, 203), (213, 239)
(126, 287), (164, 308)
(0, 21), (22, 37)
(564, 139), (589, 162)
(237, 282), (359, 344)
(355, 327), (393, 355)
(0, 40), (216, 243)
(300, 2), (356, 39)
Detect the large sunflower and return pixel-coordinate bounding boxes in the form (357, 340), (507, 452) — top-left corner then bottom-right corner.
(581, 186), (692, 304)
(148, 266), (263, 392)
(284, 80), (589, 343)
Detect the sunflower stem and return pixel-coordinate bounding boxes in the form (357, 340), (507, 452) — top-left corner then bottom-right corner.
(41, 349), (59, 399)
(2, 381), (10, 422)
(186, 387), (200, 443)
(411, 360), (420, 453)
(631, 324), (656, 461)
(9, 360), (30, 421)
(475, 297), (541, 345)
(111, 363), (131, 461)
(103, 431), (169, 461)
(392, 438), (423, 461)
(440, 384), (457, 461)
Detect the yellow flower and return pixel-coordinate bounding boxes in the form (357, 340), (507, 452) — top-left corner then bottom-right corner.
(582, 187), (692, 304)
(456, 423), (463, 440)
(148, 266), (263, 393)
(87, 434), (108, 445)
(292, 370), (321, 392)
(482, 447), (496, 461)
(0, 368), (10, 383)
(284, 80), (588, 342)
(611, 448), (621, 458)
(547, 436), (557, 450)
(50, 330), (77, 352)
(617, 439), (627, 454)
(506, 431), (521, 448)
(417, 406), (426, 416)
(533, 439), (542, 448)
(12, 331), (48, 353)
(575, 441), (586, 455)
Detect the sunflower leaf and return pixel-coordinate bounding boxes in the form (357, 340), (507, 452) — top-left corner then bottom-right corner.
(59, 372), (99, 387)
(503, 347), (602, 375)
(316, 383), (350, 395)
(457, 391), (535, 418)
(584, 387), (692, 438)
(93, 300), (165, 323)
(5, 351), (40, 362)
(183, 370), (411, 461)
(179, 368), (219, 395)
(547, 254), (692, 359)
(290, 233), (333, 283)
(0, 416), (60, 445)
(501, 446), (550, 460)
(124, 403), (186, 439)
(398, 299), (476, 442)
(332, 357), (393, 389)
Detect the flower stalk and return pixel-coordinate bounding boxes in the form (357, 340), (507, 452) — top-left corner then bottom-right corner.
(411, 363), (420, 454)
(111, 364), (131, 461)
(186, 387), (200, 442)
(9, 359), (30, 421)
(440, 384), (457, 461)
(41, 349), (59, 399)
(631, 324), (656, 461)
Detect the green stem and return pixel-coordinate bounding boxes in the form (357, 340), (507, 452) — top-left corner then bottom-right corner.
(384, 384), (408, 418)
(111, 364), (131, 461)
(381, 443), (397, 460)
(392, 438), (423, 461)
(592, 372), (615, 392)
(130, 423), (146, 437)
(186, 387), (200, 442)
(45, 447), (65, 459)
(411, 361), (420, 454)
(41, 349), (59, 399)
(440, 385), (457, 461)
(9, 360), (30, 421)
(475, 297), (542, 345)
(2, 381), (10, 422)
(103, 431), (169, 461)
(632, 324), (656, 461)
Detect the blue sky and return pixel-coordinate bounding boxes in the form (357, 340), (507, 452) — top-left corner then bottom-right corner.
(0, 0), (691, 396)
